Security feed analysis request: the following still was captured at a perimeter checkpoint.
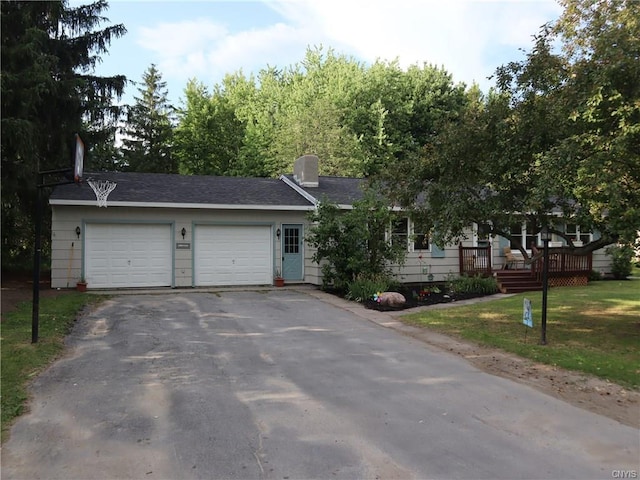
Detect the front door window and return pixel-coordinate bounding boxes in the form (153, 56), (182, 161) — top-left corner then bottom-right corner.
(284, 227), (299, 254)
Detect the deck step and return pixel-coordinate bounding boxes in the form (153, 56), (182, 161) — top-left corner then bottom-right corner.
(495, 269), (543, 294)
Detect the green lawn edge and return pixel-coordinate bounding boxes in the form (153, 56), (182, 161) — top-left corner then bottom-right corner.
(400, 279), (640, 390)
(1, 293), (104, 443)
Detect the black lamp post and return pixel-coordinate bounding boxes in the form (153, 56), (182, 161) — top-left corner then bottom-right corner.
(540, 226), (552, 345)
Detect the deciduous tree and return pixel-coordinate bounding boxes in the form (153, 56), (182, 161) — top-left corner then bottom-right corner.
(386, 0), (639, 256)
(174, 79), (245, 176)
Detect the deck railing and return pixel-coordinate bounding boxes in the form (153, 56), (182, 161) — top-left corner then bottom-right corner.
(531, 250), (593, 281)
(458, 244), (592, 280)
(459, 244), (492, 276)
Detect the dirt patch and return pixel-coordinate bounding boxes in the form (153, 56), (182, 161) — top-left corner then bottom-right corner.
(1, 271), (67, 320)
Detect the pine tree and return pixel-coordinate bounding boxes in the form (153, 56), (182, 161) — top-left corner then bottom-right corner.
(1, 0), (126, 268)
(121, 64), (177, 173)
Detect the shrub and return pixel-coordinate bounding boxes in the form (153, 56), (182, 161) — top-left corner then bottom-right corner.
(448, 274), (499, 295)
(606, 244), (634, 279)
(306, 189), (407, 291)
(588, 270), (603, 281)
(346, 273), (398, 302)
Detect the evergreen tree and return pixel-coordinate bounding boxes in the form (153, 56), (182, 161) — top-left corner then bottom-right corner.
(122, 64), (177, 173)
(1, 0), (126, 269)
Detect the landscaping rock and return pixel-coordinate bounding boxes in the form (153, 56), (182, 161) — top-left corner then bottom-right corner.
(378, 292), (406, 307)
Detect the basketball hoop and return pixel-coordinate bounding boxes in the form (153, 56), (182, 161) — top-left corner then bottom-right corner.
(88, 179), (117, 207)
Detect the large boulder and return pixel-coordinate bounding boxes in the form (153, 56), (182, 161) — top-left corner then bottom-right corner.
(378, 292), (406, 308)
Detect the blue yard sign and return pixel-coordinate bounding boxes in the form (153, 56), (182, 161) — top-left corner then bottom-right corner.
(523, 298), (533, 328)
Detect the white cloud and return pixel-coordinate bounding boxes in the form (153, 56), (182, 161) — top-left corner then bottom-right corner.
(133, 0), (563, 97)
(269, 0), (563, 88)
(135, 16), (321, 89)
(138, 19), (228, 60)
(205, 23), (313, 77)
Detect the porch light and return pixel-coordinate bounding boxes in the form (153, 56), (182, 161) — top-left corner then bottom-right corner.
(540, 226), (552, 241)
(276, 228), (281, 239)
(181, 227), (186, 239)
(75, 226), (81, 239)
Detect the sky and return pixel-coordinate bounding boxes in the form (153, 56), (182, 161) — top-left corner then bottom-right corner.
(84, 0), (564, 106)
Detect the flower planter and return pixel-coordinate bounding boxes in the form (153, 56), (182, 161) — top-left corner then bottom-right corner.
(76, 282), (88, 292)
(274, 277), (285, 287)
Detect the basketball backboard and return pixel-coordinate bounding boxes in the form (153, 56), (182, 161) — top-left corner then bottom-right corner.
(74, 133), (84, 183)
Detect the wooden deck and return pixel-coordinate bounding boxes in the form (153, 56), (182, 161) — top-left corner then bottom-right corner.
(458, 244), (593, 292)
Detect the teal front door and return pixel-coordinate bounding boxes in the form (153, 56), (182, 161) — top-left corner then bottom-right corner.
(282, 224), (303, 281)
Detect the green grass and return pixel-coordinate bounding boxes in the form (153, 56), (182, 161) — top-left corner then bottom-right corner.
(402, 279), (640, 389)
(1, 293), (102, 442)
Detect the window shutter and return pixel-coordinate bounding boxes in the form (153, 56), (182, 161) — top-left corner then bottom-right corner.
(431, 243), (445, 258)
(498, 235), (510, 254)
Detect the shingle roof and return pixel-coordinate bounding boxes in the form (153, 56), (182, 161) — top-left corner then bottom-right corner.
(50, 172), (315, 207)
(283, 174), (365, 205)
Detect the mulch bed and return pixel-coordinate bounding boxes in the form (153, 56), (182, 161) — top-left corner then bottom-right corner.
(325, 283), (493, 312)
(363, 288), (490, 311)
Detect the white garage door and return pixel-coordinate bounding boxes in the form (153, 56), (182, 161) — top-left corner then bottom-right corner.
(85, 224), (172, 288)
(195, 225), (272, 286)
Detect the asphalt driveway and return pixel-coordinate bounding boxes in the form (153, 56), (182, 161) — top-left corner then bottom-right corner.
(2, 289), (638, 479)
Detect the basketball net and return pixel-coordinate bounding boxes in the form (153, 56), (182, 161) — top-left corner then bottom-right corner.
(87, 179), (117, 207)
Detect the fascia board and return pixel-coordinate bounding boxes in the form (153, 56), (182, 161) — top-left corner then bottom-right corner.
(279, 175), (319, 205)
(49, 199), (315, 211)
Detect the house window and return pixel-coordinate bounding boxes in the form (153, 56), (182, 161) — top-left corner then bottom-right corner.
(388, 217), (431, 252)
(565, 224), (592, 245)
(476, 223), (491, 247)
(412, 219), (430, 251)
(390, 217), (409, 249)
(510, 222), (538, 250)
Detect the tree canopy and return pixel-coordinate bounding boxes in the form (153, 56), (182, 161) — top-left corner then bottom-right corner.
(1, 0), (126, 268)
(173, 47), (466, 179)
(174, 79), (245, 176)
(384, 0), (639, 255)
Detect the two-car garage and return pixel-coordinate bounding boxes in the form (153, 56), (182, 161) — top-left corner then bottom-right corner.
(83, 223), (273, 289)
(48, 169), (319, 290)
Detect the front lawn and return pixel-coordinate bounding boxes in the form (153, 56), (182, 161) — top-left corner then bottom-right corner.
(401, 279), (640, 389)
(1, 293), (102, 442)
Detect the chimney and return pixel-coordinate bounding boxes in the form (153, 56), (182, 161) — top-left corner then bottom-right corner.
(293, 155), (319, 187)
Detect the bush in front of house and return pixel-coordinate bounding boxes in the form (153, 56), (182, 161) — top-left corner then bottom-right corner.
(606, 243), (634, 279)
(588, 270), (603, 281)
(346, 273), (398, 303)
(447, 274), (499, 295)
(307, 189), (407, 292)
